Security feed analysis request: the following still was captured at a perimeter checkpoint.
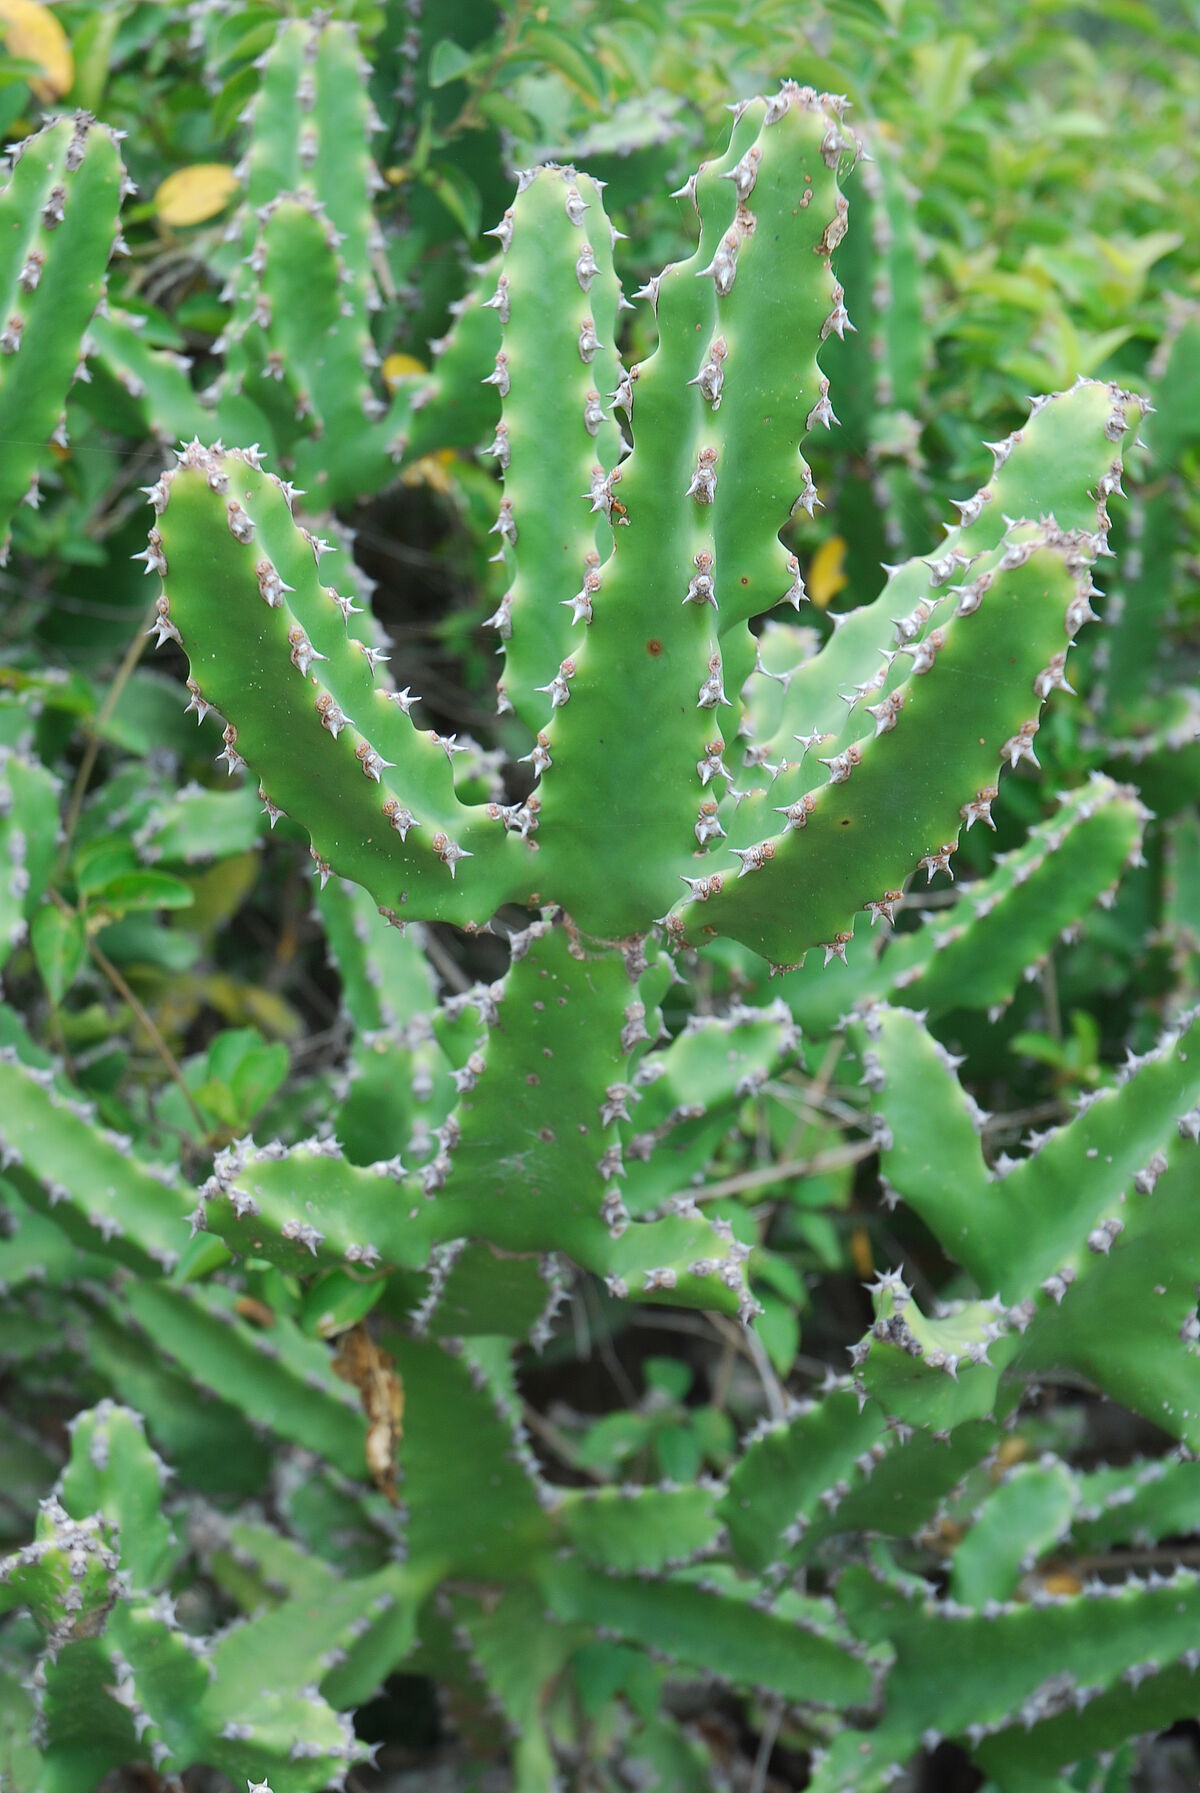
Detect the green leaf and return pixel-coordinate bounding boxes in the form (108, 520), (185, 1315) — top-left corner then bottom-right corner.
(643, 1356), (691, 1403)
(428, 37), (474, 88)
(654, 1424), (702, 1484)
(420, 165), (482, 240)
(475, 90), (536, 138)
(90, 871), (195, 915)
(575, 1412), (649, 1475)
(31, 905), (86, 1007)
(755, 1289), (801, 1378)
(299, 1270), (385, 1339)
(74, 836), (138, 895)
(230, 1041), (289, 1120)
(518, 25), (607, 106)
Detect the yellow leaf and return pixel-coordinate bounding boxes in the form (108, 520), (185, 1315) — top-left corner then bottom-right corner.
(1040, 1569), (1083, 1597)
(807, 535), (849, 610)
(848, 1223), (874, 1280)
(995, 1435), (1029, 1470)
(382, 351), (427, 390)
(154, 163), (239, 228)
(400, 449), (458, 494)
(0, 0), (73, 101)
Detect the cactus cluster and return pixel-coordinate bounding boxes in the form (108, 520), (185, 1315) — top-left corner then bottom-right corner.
(2, 10), (1199, 1793)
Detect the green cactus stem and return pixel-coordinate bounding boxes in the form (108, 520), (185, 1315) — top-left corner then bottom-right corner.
(0, 113), (125, 562)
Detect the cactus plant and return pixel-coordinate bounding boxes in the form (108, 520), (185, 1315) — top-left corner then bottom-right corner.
(0, 111), (127, 561)
(4, 28), (1200, 1793)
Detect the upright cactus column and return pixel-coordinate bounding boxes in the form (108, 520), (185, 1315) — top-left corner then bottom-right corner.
(137, 83), (1144, 1315)
(211, 15), (403, 502)
(481, 163), (625, 731)
(0, 113), (126, 560)
(524, 88), (855, 933)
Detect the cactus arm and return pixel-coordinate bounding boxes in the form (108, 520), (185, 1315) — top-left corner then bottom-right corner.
(783, 774), (1147, 1034)
(0, 745), (62, 970)
(81, 307), (207, 446)
(202, 1561), (412, 1757)
(198, 924), (755, 1314)
(987, 1013), (1200, 1296)
(0, 1190), (110, 1297)
(857, 1291), (1017, 1432)
(848, 1007), (994, 1278)
(212, 15), (404, 504)
(851, 1004), (1200, 1444)
(719, 1386), (886, 1572)
(134, 780), (266, 866)
(0, 114), (124, 560)
(555, 1483), (723, 1573)
(1099, 302), (1200, 722)
(821, 1563), (1200, 1793)
(976, 1661), (1200, 1789)
(486, 164), (624, 731)
(1016, 1139), (1200, 1447)
(431, 924), (756, 1313)
(2, 1403), (374, 1793)
(541, 1556), (878, 1710)
(0, 1048), (192, 1275)
(1163, 812), (1200, 998)
(800, 1417), (998, 1565)
(154, 442), (532, 923)
(196, 1133), (435, 1275)
(446, 1582), (578, 1793)
(396, 264), (503, 463)
(521, 87), (853, 937)
(949, 1461), (1078, 1608)
(240, 19), (307, 205)
(702, 95), (854, 703)
(619, 999), (801, 1214)
(57, 1405), (180, 1592)
(406, 1240), (565, 1344)
(820, 136), (932, 581)
(110, 1281), (369, 1475)
(81, 1301), (272, 1498)
(316, 878), (438, 1033)
(1070, 1453), (1200, 1554)
(681, 520), (1125, 966)
(738, 380), (1137, 781)
(389, 1334), (553, 1582)
(867, 774), (1145, 1019)
(718, 1381), (998, 1573)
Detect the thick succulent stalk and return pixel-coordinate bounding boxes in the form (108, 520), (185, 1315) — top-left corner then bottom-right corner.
(524, 86), (854, 935)
(193, 923), (759, 1320)
(848, 1003), (1200, 1447)
(1095, 298), (1200, 726)
(681, 380), (1142, 966)
(0, 1402), (382, 1793)
(819, 132), (932, 589)
(775, 772), (1148, 1034)
(211, 15), (402, 502)
(0, 1044), (191, 1274)
(0, 113), (125, 561)
(0, 741), (61, 967)
(151, 439), (531, 926)
(482, 163), (625, 731)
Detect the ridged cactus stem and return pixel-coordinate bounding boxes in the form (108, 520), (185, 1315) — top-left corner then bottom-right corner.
(482, 164), (625, 735)
(522, 85), (855, 936)
(151, 440), (531, 924)
(0, 112), (126, 559)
